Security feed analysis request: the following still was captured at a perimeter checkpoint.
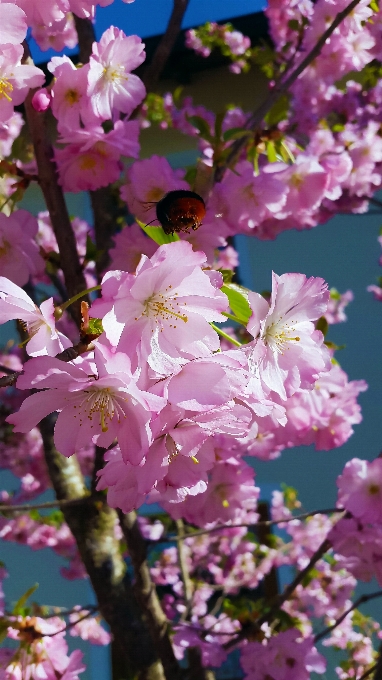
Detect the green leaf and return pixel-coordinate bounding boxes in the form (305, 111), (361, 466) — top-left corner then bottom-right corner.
(315, 316), (329, 337)
(186, 115), (213, 142)
(287, 19), (300, 31)
(13, 584), (39, 615)
(266, 140), (277, 163)
(264, 94), (290, 127)
(219, 269), (234, 284)
(87, 317), (104, 336)
(137, 219), (180, 245)
(85, 234), (99, 262)
(222, 127), (249, 143)
(221, 283), (252, 324)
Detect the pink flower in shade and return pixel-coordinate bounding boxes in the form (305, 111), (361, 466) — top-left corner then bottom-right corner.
(0, 111), (23, 159)
(367, 284), (382, 301)
(48, 57), (97, 132)
(324, 289), (354, 324)
(69, 608), (111, 645)
(0, 277), (71, 357)
(246, 272), (331, 400)
(97, 443), (169, 512)
(0, 44), (45, 124)
(276, 155), (329, 214)
(220, 161), (287, 232)
(0, 4), (27, 44)
(336, 458), (382, 523)
(91, 241), (228, 375)
(16, 0), (67, 25)
(108, 223), (157, 273)
(240, 629), (326, 680)
(0, 210), (45, 286)
(120, 155), (189, 225)
(329, 517), (382, 587)
(55, 120), (140, 192)
(87, 27), (146, 120)
(163, 458), (260, 527)
(7, 341), (165, 461)
(32, 13), (78, 52)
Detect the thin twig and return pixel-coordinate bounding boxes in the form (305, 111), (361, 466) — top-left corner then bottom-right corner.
(0, 497), (92, 514)
(214, 0), (363, 182)
(358, 665), (377, 680)
(22, 45), (89, 325)
(0, 340), (95, 388)
(142, 0), (190, 93)
(314, 590), (382, 643)
(171, 508), (344, 542)
(0, 363), (17, 375)
(42, 609), (97, 637)
(374, 643), (382, 680)
(176, 519), (194, 622)
(224, 537), (332, 651)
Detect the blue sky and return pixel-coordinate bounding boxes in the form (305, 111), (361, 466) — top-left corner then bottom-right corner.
(30, 0), (266, 64)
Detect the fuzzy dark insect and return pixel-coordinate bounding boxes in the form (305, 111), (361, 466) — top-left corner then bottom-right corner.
(155, 190), (206, 235)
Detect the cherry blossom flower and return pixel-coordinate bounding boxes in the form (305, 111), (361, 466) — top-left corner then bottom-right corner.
(240, 629), (326, 680)
(55, 120), (140, 191)
(0, 277), (71, 356)
(87, 27), (146, 120)
(7, 342), (165, 460)
(0, 3), (27, 45)
(120, 155), (189, 225)
(0, 210), (45, 286)
(246, 272), (331, 400)
(91, 240), (228, 374)
(0, 44), (45, 123)
(336, 457), (382, 523)
(48, 57), (96, 132)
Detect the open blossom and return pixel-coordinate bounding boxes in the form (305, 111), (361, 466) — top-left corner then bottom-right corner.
(246, 272), (331, 400)
(0, 277), (71, 357)
(0, 44), (45, 124)
(120, 155), (189, 225)
(336, 458), (382, 523)
(7, 342), (165, 460)
(91, 241), (228, 374)
(0, 210), (45, 286)
(0, 4), (27, 45)
(87, 27), (146, 120)
(241, 629), (326, 680)
(48, 57), (96, 132)
(55, 120), (140, 191)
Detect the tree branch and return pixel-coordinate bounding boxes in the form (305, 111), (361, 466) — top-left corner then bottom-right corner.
(118, 510), (184, 680)
(214, 0), (363, 182)
(166, 508), (344, 542)
(39, 415), (166, 680)
(22, 45), (89, 325)
(224, 537), (331, 651)
(175, 519), (194, 622)
(142, 0), (190, 93)
(314, 590), (382, 643)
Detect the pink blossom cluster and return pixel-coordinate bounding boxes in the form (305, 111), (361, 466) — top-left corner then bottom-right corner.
(2, 242), (344, 516)
(185, 22), (251, 73)
(0, 614), (86, 680)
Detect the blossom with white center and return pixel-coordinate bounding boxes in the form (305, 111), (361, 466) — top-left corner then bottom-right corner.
(0, 277), (71, 357)
(246, 272), (331, 400)
(7, 342), (165, 461)
(91, 241), (228, 376)
(87, 27), (146, 120)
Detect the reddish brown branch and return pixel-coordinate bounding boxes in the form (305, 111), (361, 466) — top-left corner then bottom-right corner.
(142, 0), (190, 92)
(215, 0), (363, 182)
